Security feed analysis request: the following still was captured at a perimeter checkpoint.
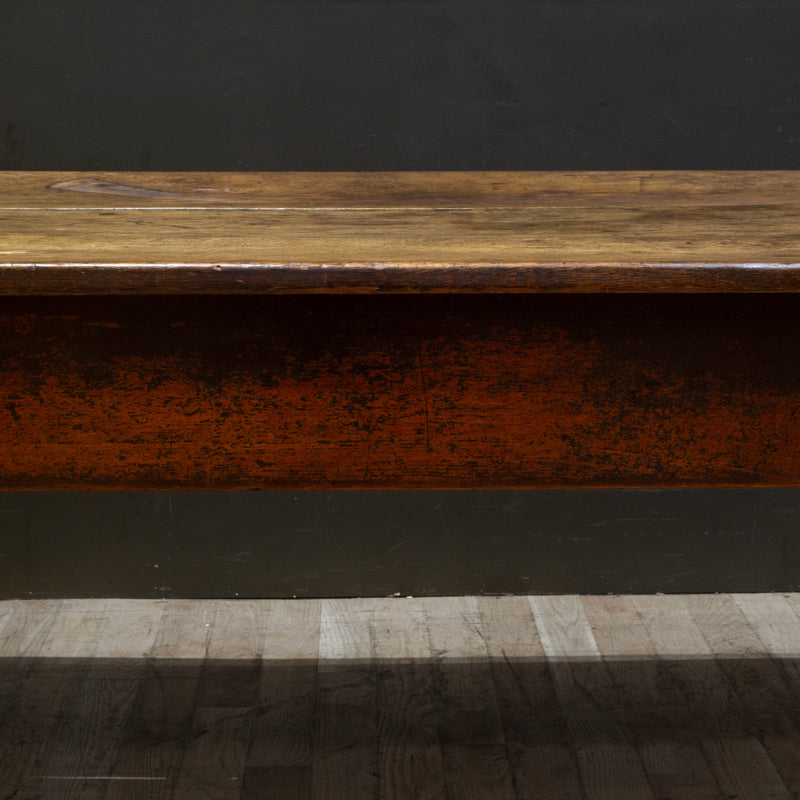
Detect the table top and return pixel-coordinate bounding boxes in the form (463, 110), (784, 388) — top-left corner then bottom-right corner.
(2, 170), (799, 293)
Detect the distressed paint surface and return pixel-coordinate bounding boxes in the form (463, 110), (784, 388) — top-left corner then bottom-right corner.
(1, 294), (799, 490)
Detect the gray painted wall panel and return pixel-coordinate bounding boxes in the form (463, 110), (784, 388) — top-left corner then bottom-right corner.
(1, 491), (798, 598)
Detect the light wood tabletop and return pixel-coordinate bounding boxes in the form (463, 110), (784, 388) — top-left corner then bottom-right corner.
(2, 171), (800, 293)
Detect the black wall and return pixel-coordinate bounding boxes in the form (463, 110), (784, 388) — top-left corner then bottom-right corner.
(2, 491), (800, 598)
(2, 0), (800, 597)
(5, 0), (800, 172)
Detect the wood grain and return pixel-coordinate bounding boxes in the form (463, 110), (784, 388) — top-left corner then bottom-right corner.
(686, 594), (800, 796)
(0, 601), (64, 797)
(3, 293), (800, 490)
(3, 595), (800, 799)
(172, 602), (266, 800)
(35, 602), (158, 800)
(733, 594), (800, 703)
(103, 600), (212, 800)
(6, 171), (800, 209)
(477, 596), (584, 800)
(2, 171), (800, 294)
(632, 596), (792, 800)
(371, 598), (447, 800)
(529, 595), (655, 800)
(313, 600), (378, 800)
(425, 597), (516, 800)
(581, 596), (725, 800)
(244, 600), (321, 800)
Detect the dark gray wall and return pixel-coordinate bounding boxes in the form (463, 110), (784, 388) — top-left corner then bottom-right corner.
(2, 491), (800, 598)
(2, 0), (800, 597)
(4, 0), (800, 171)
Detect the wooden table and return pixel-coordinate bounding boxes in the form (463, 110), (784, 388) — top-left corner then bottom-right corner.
(2, 171), (800, 491)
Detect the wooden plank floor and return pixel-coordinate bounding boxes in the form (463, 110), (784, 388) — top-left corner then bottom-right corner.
(3, 595), (800, 799)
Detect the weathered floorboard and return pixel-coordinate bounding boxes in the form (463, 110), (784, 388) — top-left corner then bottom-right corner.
(425, 597), (516, 800)
(632, 596), (792, 800)
(529, 595), (655, 800)
(312, 600), (378, 800)
(2, 595), (800, 798)
(244, 599), (321, 800)
(171, 601), (266, 800)
(581, 595), (725, 800)
(372, 598), (447, 800)
(686, 594), (800, 796)
(477, 596), (585, 800)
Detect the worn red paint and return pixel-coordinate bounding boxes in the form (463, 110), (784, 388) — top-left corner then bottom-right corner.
(1, 294), (799, 490)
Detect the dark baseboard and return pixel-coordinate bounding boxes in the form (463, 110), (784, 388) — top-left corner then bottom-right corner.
(2, 489), (798, 598)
